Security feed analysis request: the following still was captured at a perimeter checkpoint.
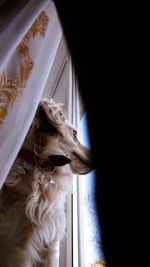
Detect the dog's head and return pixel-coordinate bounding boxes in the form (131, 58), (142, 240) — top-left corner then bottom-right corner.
(25, 98), (93, 175)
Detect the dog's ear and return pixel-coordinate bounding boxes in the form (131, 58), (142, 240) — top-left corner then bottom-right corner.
(48, 155), (71, 166)
(39, 155), (71, 172)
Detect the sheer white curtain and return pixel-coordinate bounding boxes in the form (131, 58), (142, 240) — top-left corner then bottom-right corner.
(0, 0), (62, 188)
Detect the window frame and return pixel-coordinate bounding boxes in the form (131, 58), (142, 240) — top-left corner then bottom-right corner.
(43, 34), (85, 267)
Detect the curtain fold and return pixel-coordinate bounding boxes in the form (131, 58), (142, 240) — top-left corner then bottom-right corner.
(0, 0), (62, 188)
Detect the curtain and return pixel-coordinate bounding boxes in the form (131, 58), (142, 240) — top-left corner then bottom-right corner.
(0, 0), (62, 188)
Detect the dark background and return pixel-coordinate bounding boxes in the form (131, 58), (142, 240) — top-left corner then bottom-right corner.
(54, 1), (143, 267)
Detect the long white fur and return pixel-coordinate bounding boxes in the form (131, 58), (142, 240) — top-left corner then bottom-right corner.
(0, 98), (92, 267)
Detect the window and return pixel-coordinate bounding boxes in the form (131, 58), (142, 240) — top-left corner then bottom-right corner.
(73, 113), (105, 267)
(43, 34), (105, 267)
(72, 81), (105, 267)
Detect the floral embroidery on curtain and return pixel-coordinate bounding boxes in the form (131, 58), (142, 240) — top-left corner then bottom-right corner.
(0, 11), (49, 128)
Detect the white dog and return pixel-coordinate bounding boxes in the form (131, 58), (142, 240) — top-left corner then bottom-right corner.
(0, 98), (93, 267)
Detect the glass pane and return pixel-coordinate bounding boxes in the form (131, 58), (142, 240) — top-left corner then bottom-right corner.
(78, 113), (105, 267)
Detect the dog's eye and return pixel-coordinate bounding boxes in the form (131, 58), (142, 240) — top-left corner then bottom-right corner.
(73, 130), (77, 140)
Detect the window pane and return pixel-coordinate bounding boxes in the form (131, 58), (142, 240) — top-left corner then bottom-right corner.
(78, 113), (105, 267)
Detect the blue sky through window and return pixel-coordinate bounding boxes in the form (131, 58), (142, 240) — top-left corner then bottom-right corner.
(79, 113), (104, 266)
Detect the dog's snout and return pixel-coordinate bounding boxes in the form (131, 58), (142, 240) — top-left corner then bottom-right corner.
(86, 149), (95, 171)
(70, 145), (94, 175)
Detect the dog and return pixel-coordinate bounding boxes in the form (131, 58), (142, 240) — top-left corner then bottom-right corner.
(0, 98), (93, 267)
